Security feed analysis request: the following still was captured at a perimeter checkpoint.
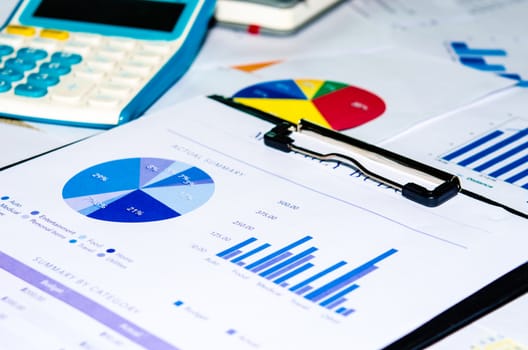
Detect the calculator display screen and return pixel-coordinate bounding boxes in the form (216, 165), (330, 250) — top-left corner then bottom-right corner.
(33, 0), (186, 32)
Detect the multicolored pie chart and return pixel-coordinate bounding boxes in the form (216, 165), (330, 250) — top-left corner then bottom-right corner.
(232, 79), (386, 130)
(62, 158), (215, 223)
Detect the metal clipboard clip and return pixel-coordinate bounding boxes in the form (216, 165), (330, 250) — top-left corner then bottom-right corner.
(264, 120), (461, 207)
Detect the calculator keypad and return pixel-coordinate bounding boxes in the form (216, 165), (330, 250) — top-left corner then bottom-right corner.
(0, 24), (175, 125)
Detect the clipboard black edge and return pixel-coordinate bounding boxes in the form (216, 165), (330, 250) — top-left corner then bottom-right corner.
(460, 189), (528, 219)
(383, 261), (528, 350)
(0, 137), (89, 171)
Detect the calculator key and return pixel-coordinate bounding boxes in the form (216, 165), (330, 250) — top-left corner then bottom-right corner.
(85, 56), (116, 72)
(14, 83), (47, 98)
(141, 42), (173, 54)
(5, 57), (36, 71)
(50, 77), (94, 103)
(131, 50), (163, 64)
(0, 44), (14, 57)
(74, 65), (106, 81)
(62, 41), (91, 56)
(0, 33), (25, 46)
(40, 62), (72, 76)
(73, 33), (102, 45)
(0, 67), (24, 82)
(51, 52), (83, 65)
(106, 38), (136, 50)
(111, 71), (143, 86)
(27, 72), (60, 88)
(98, 46), (127, 60)
(17, 47), (48, 61)
(28, 37), (60, 51)
(6, 25), (36, 37)
(88, 94), (121, 107)
(0, 80), (11, 93)
(120, 60), (152, 76)
(99, 82), (131, 97)
(40, 29), (69, 41)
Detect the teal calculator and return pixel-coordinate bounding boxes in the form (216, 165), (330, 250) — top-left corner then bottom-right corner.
(0, 0), (215, 128)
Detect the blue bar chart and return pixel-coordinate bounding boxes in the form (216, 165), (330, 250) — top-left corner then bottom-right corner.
(451, 42), (507, 57)
(442, 121), (528, 190)
(450, 41), (528, 87)
(217, 236), (397, 316)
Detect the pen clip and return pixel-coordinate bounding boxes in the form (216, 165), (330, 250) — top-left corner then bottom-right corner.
(264, 120), (461, 207)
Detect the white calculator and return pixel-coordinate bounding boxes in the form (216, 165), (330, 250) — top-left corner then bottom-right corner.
(215, 0), (345, 35)
(0, 0), (215, 128)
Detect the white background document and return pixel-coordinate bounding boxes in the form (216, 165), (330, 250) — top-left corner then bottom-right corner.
(384, 88), (528, 216)
(0, 97), (526, 350)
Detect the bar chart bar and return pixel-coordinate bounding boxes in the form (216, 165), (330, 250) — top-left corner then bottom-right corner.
(441, 123), (528, 189)
(343, 309), (355, 316)
(489, 155), (528, 178)
(443, 130), (503, 161)
(260, 247), (317, 278)
(320, 284), (359, 307)
(289, 261), (347, 292)
(506, 168), (528, 185)
(459, 57), (506, 72)
(265, 255), (315, 280)
(222, 250), (242, 260)
(217, 236), (397, 317)
(250, 252), (292, 273)
(336, 307), (347, 314)
(450, 41), (528, 88)
(244, 236), (313, 271)
(231, 243), (271, 264)
(326, 298), (347, 310)
(473, 141), (528, 172)
(451, 42), (507, 56)
(295, 285), (313, 295)
(305, 265), (376, 302)
(217, 237), (257, 258)
(305, 249), (396, 302)
(274, 263), (314, 284)
(457, 128), (528, 167)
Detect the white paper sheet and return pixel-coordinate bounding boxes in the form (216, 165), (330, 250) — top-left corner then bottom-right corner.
(0, 118), (100, 169)
(348, 0), (528, 87)
(207, 48), (515, 143)
(0, 97), (526, 350)
(347, 0), (528, 33)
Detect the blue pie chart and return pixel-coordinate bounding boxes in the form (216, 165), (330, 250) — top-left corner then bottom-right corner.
(62, 158), (215, 223)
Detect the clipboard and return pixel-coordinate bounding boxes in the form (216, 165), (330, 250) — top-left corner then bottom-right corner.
(209, 95), (462, 208)
(208, 94), (528, 349)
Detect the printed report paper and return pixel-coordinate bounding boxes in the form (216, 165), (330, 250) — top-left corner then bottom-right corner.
(384, 88), (528, 216)
(151, 48), (515, 145)
(0, 97), (527, 350)
(196, 48), (516, 143)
